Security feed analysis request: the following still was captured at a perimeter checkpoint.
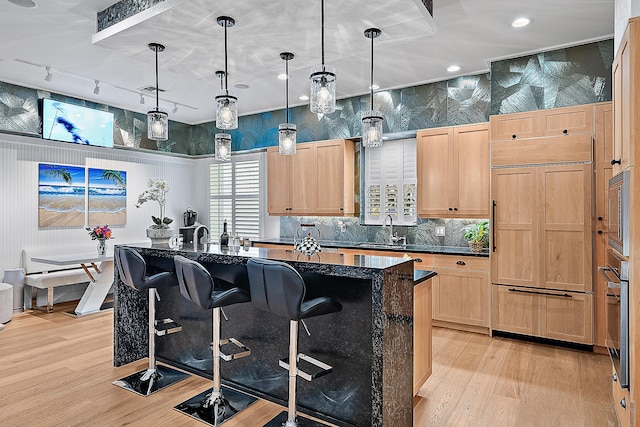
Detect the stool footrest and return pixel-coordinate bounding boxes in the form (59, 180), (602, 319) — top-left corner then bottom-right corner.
(279, 353), (333, 382)
(216, 337), (251, 361)
(155, 318), (182, 336)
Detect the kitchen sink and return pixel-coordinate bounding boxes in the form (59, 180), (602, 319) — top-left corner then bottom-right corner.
(356, 242), (406, 250)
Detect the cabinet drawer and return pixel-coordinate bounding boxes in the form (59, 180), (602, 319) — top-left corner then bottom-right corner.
(406, 253), (434, 270)
(433, 254), (489, 271)
(612, 366), (631, 427)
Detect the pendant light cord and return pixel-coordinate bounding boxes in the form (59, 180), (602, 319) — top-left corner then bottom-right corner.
(285, 57), (290, 123)
(370, 32), (374, 110)
(321, 0), (325, 70)
(155, 46), (160, 111)
(224, 20), (229, 95)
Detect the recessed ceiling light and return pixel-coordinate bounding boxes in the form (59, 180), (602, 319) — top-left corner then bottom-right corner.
(234, 83), (249, 89)
(447, 65), (462, 72)
(299, 95), (309, 101)
(511, 17), (532, 28)
(8, 0), (38, 7)
(369, 84), (379, 90)
(277, 73), (288, 80)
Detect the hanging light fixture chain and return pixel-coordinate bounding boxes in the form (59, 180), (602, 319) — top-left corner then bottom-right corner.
(285, 57), (290, 123)
(224, 20), (229, 95)
(321, 0), (325, 70)
(370, 30), (374, 110)
(155, 45), (160, 110)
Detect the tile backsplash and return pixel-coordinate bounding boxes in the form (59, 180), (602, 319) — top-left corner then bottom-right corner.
(280, 217), (488, 248)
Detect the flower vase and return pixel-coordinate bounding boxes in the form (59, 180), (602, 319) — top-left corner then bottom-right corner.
(97, 239), (107, 256)
(146, 227), (173, 248)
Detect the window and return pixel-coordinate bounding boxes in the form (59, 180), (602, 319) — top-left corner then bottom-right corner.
(209, 152), (264, 241)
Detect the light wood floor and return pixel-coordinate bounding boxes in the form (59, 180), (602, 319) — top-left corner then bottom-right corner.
(0, 305), (619, 427)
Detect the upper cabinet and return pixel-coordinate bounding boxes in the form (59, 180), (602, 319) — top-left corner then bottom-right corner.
(490, 105), (594, 142)
(612, 20), (635, 175)
(267, 139), (355, 216)
(417, 123), (490, 218)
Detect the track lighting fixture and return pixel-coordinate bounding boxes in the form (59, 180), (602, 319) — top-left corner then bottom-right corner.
(44, 66), (52, 82)
(140, 94), (145, 105)
(173, 103), (178, 114)
(93, 80), (100, 95)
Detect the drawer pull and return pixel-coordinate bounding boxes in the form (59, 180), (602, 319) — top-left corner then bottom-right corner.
(414, 258), (423, 263)
(613, 373), (618, 382)
(512, 134), (517, 139)
(620, 397), (627, 409)
(456, 260), (466, 266)
(598, 216), (603, 221)
(597, 230), (603, 235)
(507, 288), (572, 298)
(562, 129), (568, 134)
(611, 159), (621, 165)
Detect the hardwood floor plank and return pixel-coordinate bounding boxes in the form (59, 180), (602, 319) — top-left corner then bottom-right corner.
(477, 394), (519, 427)
(444, 411), (481, 427)
(491, 339), (533, 400)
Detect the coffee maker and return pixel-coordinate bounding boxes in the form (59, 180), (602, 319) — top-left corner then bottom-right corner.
(183, 207), (197, 227)
(180, 208), (199, 246)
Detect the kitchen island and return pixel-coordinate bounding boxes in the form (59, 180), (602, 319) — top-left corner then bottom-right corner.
(113, 244), (434, 427)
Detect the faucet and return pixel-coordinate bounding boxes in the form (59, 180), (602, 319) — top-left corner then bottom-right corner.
(383, 215), (406, 246)
(193, 224), (209, 251)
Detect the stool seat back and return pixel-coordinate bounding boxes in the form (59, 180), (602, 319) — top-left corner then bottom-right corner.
(247, 258), (305, 321)
(115, 246), (175, 292)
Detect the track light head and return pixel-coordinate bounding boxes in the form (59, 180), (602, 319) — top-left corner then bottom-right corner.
(93, 80), (100, 95)
(44, 66), (52, 82)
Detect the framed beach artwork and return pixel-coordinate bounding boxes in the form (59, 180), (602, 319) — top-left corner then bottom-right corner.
(38, 163), (86, 227)
(88, 168), (126, 226)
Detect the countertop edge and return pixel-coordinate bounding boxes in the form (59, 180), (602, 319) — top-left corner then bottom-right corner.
(414, 270), (437, 285)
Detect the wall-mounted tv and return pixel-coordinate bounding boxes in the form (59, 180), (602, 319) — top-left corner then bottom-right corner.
(41, 99), (114, 148)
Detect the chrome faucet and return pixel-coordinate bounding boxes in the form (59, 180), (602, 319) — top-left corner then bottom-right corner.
(193, 224), (209, 251)
(383, 214), (406, 246)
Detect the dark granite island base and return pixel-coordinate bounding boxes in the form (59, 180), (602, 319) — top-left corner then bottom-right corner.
(113, 245), (416, 427)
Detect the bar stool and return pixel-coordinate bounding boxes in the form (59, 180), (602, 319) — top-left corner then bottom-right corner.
(112, 246), (190, 396)
(246, 258), (342, 427)
(173, 255), (257, 426)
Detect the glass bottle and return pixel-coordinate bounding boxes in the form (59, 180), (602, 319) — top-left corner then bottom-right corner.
(220, 219), (229, 248)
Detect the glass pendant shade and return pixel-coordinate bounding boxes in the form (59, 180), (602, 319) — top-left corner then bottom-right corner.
(215, 90), (238, 130)
(215, 133), (232, 161)
(310, 64), (336, 116)
(362, 111), (384, 148)
(278, 123), (297, 155)
(147, 108), (168, 141)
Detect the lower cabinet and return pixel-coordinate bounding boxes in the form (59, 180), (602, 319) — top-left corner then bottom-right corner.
(432, 255), (490, 332)
(491, 284), (593, 344)
(414, 278), (432, 395)
(612, 366), (631, 427)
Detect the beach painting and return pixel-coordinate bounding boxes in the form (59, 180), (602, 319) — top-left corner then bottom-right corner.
(38, 163), (86, 227)
(88, 168), (126, 226)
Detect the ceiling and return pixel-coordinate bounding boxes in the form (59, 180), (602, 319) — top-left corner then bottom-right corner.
(0, 0), (614, 125)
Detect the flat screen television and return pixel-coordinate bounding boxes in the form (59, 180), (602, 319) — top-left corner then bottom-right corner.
(41, 99), (114, 148)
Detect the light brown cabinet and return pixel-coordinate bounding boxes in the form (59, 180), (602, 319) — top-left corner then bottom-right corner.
(490, 111), (538, 141)
(491, 285), (593, 344)
(267, 139), (354, 216)
(413, 278), (432, 396)
(417, 123), (489, 218)
(431, 255), (490, 331)
(612, 22), (633, 175)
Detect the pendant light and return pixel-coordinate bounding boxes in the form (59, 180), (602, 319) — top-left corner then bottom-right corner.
(309, 0), (336, 117)
(147, 42), (169, 141)
(215, 16), (238, 130)
(214, 70), (232, 161)
(362, 28), (384, 148)
(279, 52), (296, 155)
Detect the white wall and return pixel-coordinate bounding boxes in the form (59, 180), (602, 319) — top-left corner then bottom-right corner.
(0, 133), (202, 309)
(615, 0), (640, 53)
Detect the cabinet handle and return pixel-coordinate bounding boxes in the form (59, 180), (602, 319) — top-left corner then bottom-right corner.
(621, 398), (627, 409)
(598, 216), (603, 221)
(613, 373), (618, 382)
(453, 207), (458, 211)
(597, 230), (603, 235)
(339, 207), (344, 211)
(492, 200), (497, 252)
(512, 134), (517, 139)
(414, 258), (423, 263)
(611, 159), (621, 165)
(456, 260), (466, 266)
(507, 288), (573, 298)
(448, 208), (453, 211)
(562, 129), (568, 134)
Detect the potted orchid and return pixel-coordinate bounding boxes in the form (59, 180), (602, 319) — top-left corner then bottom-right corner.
(86, 224), (113, 256)
(136, 178), (174, 245)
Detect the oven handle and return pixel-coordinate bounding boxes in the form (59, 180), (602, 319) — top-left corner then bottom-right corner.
(508, 288), (572, 298)
(598, 266), (621, 285)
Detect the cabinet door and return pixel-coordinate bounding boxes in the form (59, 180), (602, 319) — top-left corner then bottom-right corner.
(539, 104), (594, 136)
(538, 164), (592, 292)
(454, 123), (490, 217)
(491, 285), (537, 336)
(289, 144), (315, 214)
(491, 167), (537, 288)
(489, 111), (538, 141)
(267, 147), (290, 215)
(315, 140), (348, 215)
(612, 30), (630, 174)
(539, 291), (593, 344)
(414, 278), (432, 395)
(417, 128), (453, 216)
(433, 269), (489, 327)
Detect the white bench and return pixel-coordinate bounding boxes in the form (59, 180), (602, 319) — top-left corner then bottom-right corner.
(22, 248), (91, 313)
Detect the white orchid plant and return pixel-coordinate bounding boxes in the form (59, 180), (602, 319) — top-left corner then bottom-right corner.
(136, 178), (173, 229)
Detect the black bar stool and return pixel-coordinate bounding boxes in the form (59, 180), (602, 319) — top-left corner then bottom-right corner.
(173, 255), (257, 426)
(112, 246), (190, 396)
(246, 258), (342, 427)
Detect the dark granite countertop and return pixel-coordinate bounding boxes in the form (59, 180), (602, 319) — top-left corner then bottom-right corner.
(414, 270), (437, 284)
(252, 237), (490, 258)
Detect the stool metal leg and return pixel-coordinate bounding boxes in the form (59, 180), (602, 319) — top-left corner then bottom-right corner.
(113, 288), (189, 396)
(174, 306), (257, 426)
(286, 320), (299, 427)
